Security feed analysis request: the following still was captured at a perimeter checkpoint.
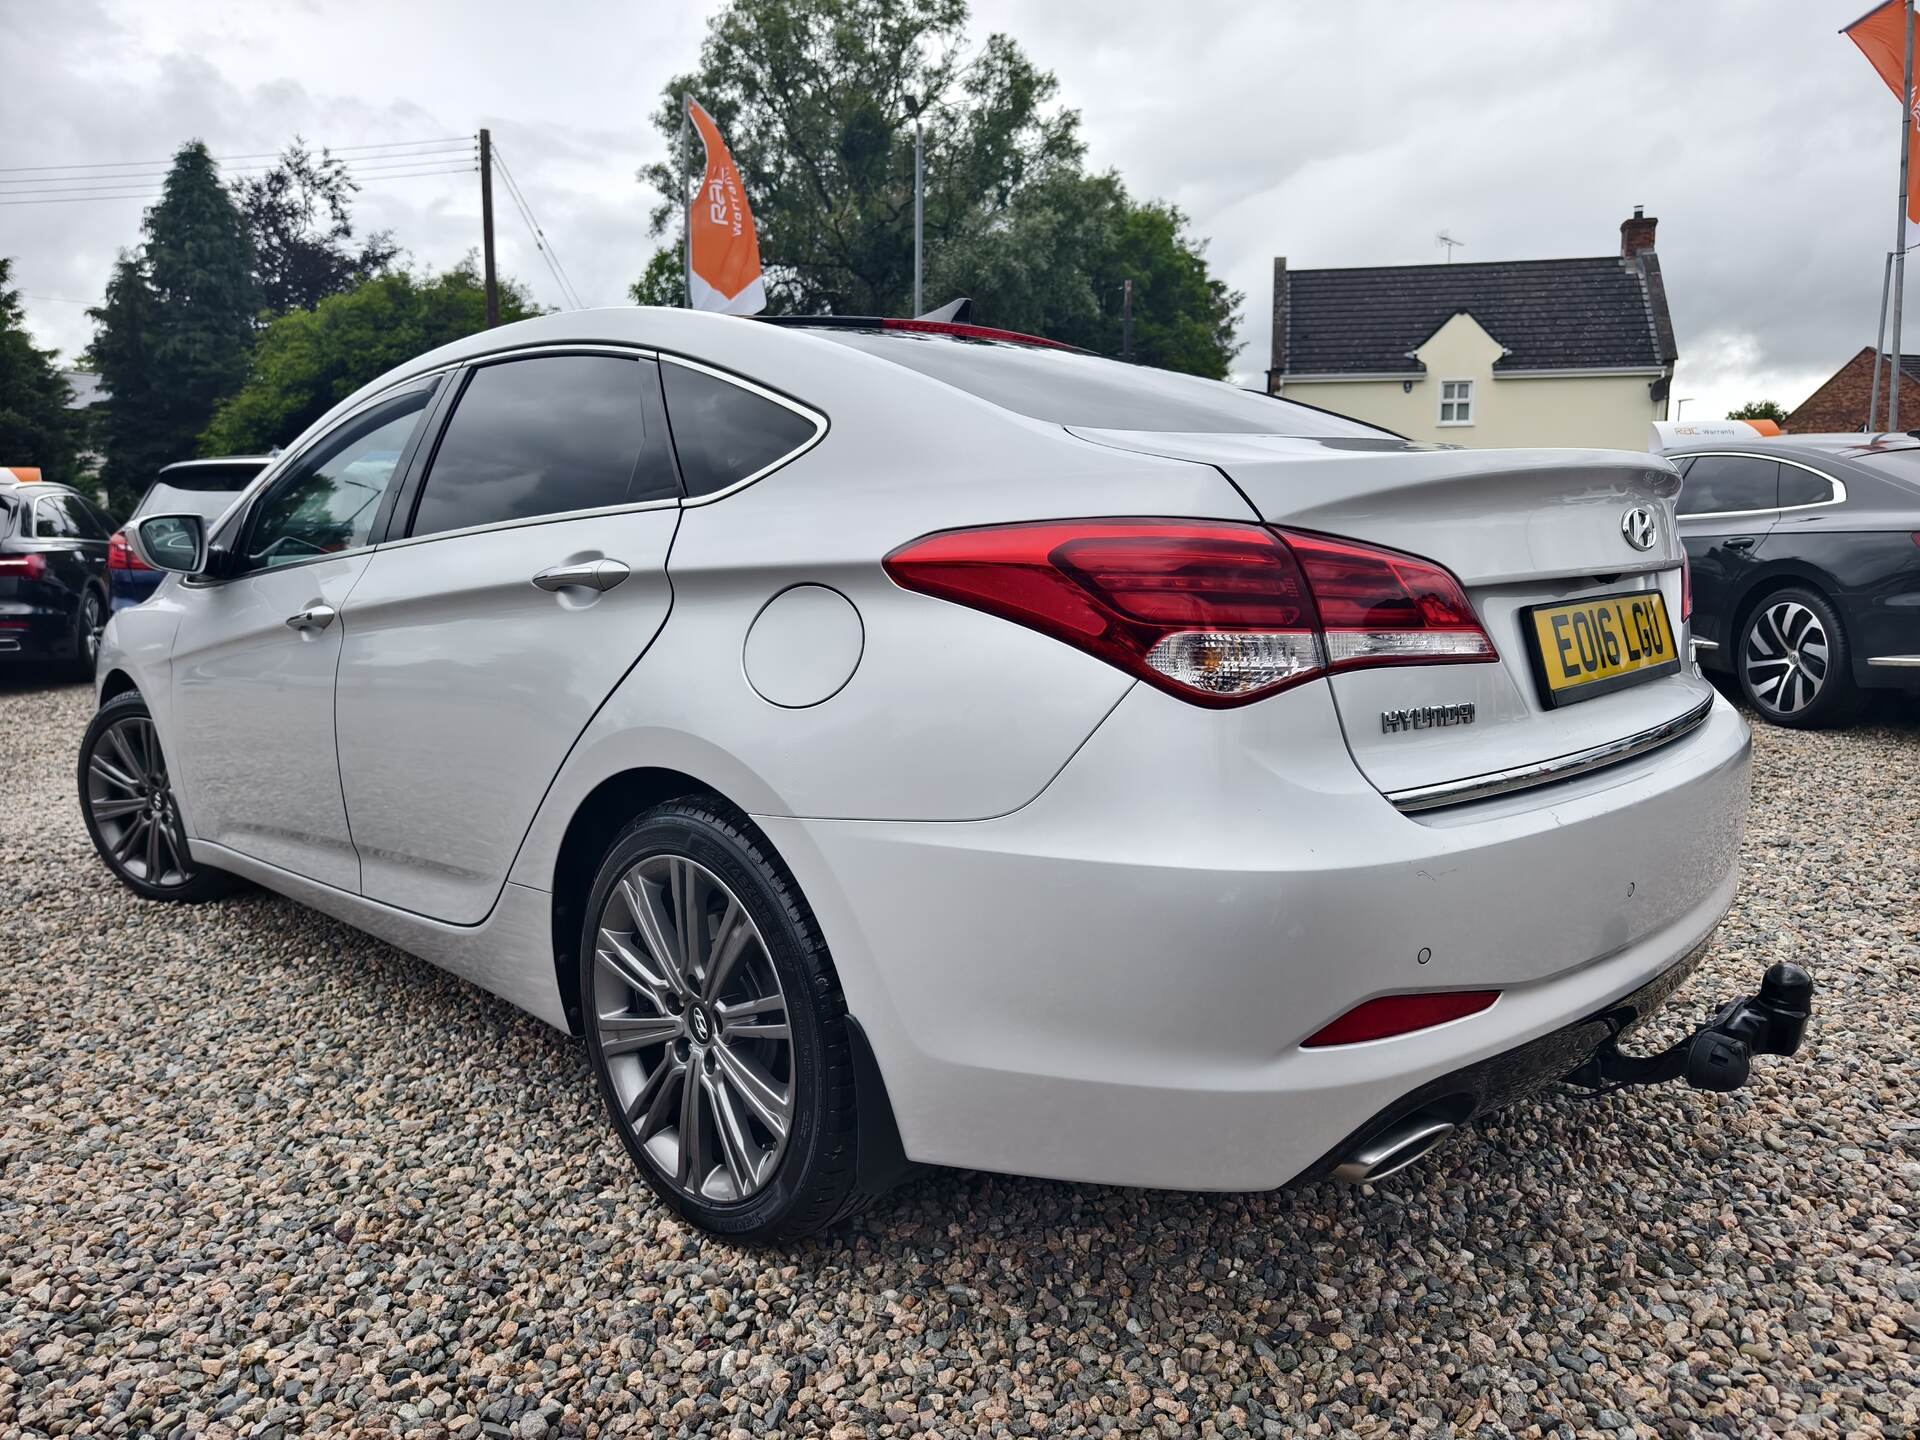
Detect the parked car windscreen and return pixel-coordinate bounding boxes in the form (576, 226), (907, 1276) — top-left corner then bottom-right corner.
(805, 329), (1389, 437)
(1848, 445), (1920, 493)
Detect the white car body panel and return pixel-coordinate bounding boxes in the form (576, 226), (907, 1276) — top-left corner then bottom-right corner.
(91, 307), (1755, 1193)
(334, 507), (680, 923)
(168, 554), (370, 889)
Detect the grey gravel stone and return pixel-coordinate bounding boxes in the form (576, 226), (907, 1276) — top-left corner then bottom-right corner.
(3, 673), (1917, 1436)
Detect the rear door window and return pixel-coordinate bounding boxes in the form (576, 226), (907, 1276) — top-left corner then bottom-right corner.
(660, 360), (821, 498)
(408, 354), (676, 538)
(1776, 464), (1835, 508)
(1676, 455), (1778, 515)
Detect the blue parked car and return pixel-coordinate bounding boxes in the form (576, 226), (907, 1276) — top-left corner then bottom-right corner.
(109, 456), (272, 610)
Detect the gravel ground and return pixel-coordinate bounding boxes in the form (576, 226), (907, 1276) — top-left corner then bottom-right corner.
(2, 673), (1916, 1440)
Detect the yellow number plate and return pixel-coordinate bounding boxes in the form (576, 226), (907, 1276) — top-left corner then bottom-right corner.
(1524, 591), (1679, 707)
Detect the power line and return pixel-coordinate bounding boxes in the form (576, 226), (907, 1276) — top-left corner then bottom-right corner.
(489, 143), (584, 309)
(0, 136), (472, 176)
(0, 147), (473, 189)
(0, 163), (474, 207)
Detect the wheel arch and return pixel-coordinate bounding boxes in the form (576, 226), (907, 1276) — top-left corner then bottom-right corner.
(98, 667), (140, 705)
(549, 765), (743, 1036)
(1727, 561), (1845, 655)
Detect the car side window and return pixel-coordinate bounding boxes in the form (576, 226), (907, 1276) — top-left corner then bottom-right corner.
(33, 495), (82, 539)
(241, 388), (432, 572)
(1776, 465), (1834, 509)
(660, 360), (820, 498)
(1676, 455), (1778, 516)
(408, 355), (674, 539)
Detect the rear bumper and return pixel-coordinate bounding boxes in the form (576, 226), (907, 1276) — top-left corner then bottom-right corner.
(0, 609), (72, 660)
(1295, 932), (1712, 1184)
(761, 680), (1752, 1192)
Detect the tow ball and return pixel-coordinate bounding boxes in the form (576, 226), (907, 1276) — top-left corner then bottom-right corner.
(1565, 962), (1813, 1096)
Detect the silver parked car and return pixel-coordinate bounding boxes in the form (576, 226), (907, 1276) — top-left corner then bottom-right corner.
(86, 309), (1811, 1240)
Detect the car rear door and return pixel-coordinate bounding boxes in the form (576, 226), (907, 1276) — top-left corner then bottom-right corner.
(1674, 452), (1781, 655)
(166, 382), (437, 889)
(333, 349), (680, 923)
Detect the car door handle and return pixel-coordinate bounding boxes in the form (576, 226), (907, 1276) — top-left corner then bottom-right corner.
(531, 559), (630, 593)
(285, 604), (338, 632)
(1722, 537), (1757, 553)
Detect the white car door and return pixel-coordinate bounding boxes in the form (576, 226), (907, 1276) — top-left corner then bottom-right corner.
(333, 350), (682, 924)
(167, 383), (437, 890)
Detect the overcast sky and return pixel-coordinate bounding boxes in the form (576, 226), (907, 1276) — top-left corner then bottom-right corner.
(0, 0), (1905, 423)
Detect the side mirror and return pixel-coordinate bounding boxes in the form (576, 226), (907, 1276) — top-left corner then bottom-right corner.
(133, 513), (208, 575)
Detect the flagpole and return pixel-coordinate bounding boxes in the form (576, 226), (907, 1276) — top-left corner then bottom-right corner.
(1871, 249), (1894, 429)
(913, 120), (924, 317)
(1893, 0), (1914, 431)
(681, 96), (693, 309)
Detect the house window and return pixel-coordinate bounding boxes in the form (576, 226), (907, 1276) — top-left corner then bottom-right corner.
(1438, 379), (1474, 426)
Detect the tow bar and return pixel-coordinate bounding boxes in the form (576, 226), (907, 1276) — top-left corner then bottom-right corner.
(1564, 961), (1813, 1096)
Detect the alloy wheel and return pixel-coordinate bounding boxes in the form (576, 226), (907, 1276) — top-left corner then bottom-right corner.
(1742, 600), (1828, 716)
(80, 592), (105, 667)
(85, 714), (194, 887)
(593, 855), (795, 1204)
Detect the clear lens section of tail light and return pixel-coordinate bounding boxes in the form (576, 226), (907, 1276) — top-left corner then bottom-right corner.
(1144, 631), (1324, 696)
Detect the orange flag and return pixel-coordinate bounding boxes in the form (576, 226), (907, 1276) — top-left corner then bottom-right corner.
(1845, 0), (1920, 245)
(685, 99), (766, 314)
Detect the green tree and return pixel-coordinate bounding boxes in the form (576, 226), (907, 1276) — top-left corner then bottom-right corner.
(202, 261), (536, 453)
(0, 258), (85, 486)
(925, 169), (1239, 376)
(628, 248), (686, 308)
(638, 0), (1238, 374)
(84, 254), (167, 513)
(1728, 399), (1787, 423)
(236, 139), (399, 314)
(86, 142), (258, 510)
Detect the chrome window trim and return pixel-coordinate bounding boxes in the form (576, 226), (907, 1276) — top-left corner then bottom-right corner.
(378, 495), (681, 551)
(31, 495), (69, 538)
(1674, 451), (1848, 521)
(661, 354), (829, 505)
(1386, 693), (1715, 814)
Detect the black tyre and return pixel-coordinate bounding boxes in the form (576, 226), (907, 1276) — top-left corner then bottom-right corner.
(77, 691), (238, 902)
(579, 798), (862, 1240)
(1736, 586), (1861, 729)
(70, 588), (107, 680)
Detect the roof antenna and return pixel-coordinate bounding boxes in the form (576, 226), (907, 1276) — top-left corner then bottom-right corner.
(1436, 231), (1465, 262)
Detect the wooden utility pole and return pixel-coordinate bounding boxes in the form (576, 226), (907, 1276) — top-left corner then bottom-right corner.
(479, 127), (499, 328)
(1893, 0), (1914, 430)
(1122, 279), (1134, 362)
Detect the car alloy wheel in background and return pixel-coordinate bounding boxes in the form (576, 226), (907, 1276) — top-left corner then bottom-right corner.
(580, 801), (863, 1240)
(76, 590), (106, 673)
(1738, 588), (1859, 728)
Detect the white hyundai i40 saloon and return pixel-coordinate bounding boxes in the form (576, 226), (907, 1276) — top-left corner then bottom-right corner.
(84, 308), (1812, 1240)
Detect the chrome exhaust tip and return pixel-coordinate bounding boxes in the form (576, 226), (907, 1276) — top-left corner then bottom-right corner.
(1332, 1110), (1458, 1185)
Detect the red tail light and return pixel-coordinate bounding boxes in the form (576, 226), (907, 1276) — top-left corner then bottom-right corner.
(107, 530), (151, 572)
(884, 518), (1495, 707)
(0, 552), (47, 581)
(1302, 990), (1500, 1048)
(1680, 550), (1693, 622)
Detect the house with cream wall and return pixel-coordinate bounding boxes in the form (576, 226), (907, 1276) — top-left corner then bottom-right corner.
(1266, 210), (1677, 449)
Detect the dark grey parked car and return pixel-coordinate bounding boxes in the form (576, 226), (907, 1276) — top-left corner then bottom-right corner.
(1665, 433), (1920, 726)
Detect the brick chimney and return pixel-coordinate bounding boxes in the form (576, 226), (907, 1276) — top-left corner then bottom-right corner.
(1621, 205), (1658, 258)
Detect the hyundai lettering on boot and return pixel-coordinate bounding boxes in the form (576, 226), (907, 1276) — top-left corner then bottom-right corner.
(1380, 702), (1476, 733)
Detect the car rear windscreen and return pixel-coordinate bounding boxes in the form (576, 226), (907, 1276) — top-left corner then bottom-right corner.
(804, 329), (1389, 437)
(134, 465), (268, 521)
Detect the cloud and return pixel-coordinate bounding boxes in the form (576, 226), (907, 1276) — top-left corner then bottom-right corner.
(2, 0), (1898, 421)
